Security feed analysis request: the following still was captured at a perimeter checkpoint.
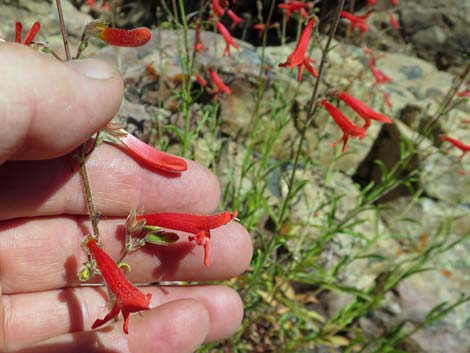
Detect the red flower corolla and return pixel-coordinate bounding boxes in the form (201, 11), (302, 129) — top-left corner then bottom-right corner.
(228, 10), (243, 28)
(335, 91), (392, 130)
(456, 89), (470, 98)
(391, 0), (399, 6)
(320, 99), (367, 153)
(279, 18), (318, 82)
(116, 129), (187, 173)
(209, 68), (231, 95)
(87, 0), (108, 10)
(85, 238), (152, 334)
(367, 0), (377, 7)
(388, 12), (399, 29)
(15, 21), (40, 45)
(253, 22), (279, 38)
(193, 25), (208, 52)
(368, 59), (393, 85)
(382, 91), (393, 108)
(340, 10), (370, 34)
(457, 81), (470, 97)
(440, 135), (470, 160)
(216, 21), (239, 56)
(97, 26), (151, 47)
(195, 72), (208, 86)
(137, 211), (238, 267)
(212, 0), (226, 16)
(278, 1), (309, 20)
(253, 24), (266, 37)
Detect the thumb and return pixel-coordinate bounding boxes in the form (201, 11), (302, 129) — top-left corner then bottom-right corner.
(0, 43), (123, 164)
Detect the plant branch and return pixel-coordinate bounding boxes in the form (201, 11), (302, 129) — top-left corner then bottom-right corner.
(55, 0), (71, 60)
(55, 0), (101, 240)
(278, 0), (346, 225)
(246, 0), (346, 291)
(78, 143), (101, 239)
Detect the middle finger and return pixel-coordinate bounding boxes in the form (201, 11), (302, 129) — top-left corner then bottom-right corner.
(0, 216), (251, 294)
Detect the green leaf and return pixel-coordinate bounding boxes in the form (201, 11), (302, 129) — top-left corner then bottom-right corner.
(145, 232), (180, 245)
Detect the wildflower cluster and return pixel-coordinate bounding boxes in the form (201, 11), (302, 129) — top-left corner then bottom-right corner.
(15, 21), (40, 45)
(342, 0), (400, 35)
(363, 47), (394, 107)
(189, 0), (242, 98)
(321, 91), (392, 152)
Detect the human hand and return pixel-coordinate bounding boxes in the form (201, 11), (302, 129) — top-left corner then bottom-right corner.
(0, 43), (252, 353)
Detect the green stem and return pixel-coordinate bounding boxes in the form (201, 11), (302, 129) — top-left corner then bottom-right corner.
(246, 0), (346, 290)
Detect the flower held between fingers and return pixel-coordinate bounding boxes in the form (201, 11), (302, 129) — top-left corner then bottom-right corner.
(84, 237), (152, 334)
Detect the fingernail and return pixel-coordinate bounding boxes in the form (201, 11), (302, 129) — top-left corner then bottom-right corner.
(67, 58), (118, 79)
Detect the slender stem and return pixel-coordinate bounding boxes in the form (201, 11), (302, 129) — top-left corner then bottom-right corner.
(233, 0), (277, 208)
(55, 0), (71, 60)
(177, 0), (192, 156)
(245, 0), (277, 135)
(350, 0), (356, 12)
(247, 0), (346, 290)
(55, 0), (101, 240)
(422, 62), (470, 135)
(278, 0), (346, 224)
(78, 144), (101, 239)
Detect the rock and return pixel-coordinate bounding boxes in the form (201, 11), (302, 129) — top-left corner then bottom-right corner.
(399, 0), (470, 71)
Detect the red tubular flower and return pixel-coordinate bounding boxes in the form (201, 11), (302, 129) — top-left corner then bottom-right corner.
(98, 26), (151, 47)
(86, 238), (152, 334)
(15, 21), (40, 45)
(382, 91), (393, 108)
(320, 99), (367, 153)
(368, 60), (393, 85)
(228, 10), (243, 28)
(253, 22), (279, 38)
(209, 68), (231, 95)
(193, 25), (208, 52)
(136, 211), (238, 267)
(253, 24), (267, 38)
(278, 1), (309, 20)
(388, 12), (399, 29)
(216, 21), (239, 56)
(335, 91), (392, 130)
(212, 0), (226, 16)
(87, 0), (108, 10)
(440, 135), (470, 160)
(279, 18), (318, 82)
(340, 10), (370, 34)
(457, 81), (470, 97)
(195, 72), (208, 86)
(391, 0), (399, 6)
(116, 129), (188, 173)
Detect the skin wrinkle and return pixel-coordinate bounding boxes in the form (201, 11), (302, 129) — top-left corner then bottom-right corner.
(2, 294), (13, 350)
